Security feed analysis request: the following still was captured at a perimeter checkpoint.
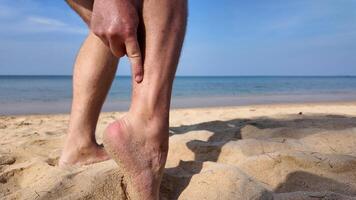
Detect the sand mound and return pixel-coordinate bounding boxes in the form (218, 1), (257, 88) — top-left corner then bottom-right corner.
(1, 103), (356, 199)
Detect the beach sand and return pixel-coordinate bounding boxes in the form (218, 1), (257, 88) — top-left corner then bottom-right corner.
(1, 102), (356, 199)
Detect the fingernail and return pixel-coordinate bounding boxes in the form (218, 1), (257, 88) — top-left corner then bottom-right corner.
(135, 75), (143, 83)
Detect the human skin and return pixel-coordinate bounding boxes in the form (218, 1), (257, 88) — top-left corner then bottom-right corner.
(103, 0), (187, 198)
(61, 0), (187, 198)
(91, 0), (144, 83)
(59, 0), (143, 167)
(59, 32), (120, 167)
(59, 0), (118, 167)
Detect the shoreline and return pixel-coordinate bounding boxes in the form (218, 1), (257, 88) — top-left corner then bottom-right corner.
(2, 76), (356, 115)
(2, 92), (356, 115)
(2, 99), (356, 117)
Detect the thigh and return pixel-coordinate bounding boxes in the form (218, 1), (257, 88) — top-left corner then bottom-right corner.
(65, 0), (94, 24)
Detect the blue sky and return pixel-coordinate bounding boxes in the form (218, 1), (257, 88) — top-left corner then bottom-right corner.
(0, 0), (355, 76)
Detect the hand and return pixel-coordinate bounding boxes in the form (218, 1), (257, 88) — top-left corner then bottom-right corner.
(91, 0), (143, 83)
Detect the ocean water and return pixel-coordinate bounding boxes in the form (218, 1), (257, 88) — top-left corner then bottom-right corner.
(1, 76), (356, 114)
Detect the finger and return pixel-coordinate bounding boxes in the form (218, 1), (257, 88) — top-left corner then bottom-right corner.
(125, 37), (143, 83)
(108, 36), (126, 58)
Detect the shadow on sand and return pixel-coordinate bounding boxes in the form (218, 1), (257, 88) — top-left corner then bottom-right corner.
(160, 114), (356, 199)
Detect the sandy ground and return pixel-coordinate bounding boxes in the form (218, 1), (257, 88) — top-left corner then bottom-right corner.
(1, 102), (356, 200)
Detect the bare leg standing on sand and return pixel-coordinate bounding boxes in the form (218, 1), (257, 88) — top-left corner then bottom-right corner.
(59, 1), (117, 167)
(59, 0), (187, 198)
(59, 0), (146, 167)
(59, 33), (117, 167)
(104, 1), (187, 199)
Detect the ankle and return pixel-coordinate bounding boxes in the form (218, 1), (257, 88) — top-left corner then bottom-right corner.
(129, 100), (170, 125)
(65, 131), (98, 150)
(119, 112), (169, 147)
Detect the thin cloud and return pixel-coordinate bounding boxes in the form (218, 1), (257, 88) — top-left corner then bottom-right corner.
(27, 16), (67, 27)
(0, 2), (87, 35)
(0, 15), (87, 35)
(24, 16), (87, 34)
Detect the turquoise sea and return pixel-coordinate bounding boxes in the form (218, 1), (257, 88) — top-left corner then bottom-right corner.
(1, 76), (356, 115)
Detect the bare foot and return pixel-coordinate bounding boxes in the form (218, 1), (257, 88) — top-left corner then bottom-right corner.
(103, 114), (168, 200)
(59, 141), (110, 168)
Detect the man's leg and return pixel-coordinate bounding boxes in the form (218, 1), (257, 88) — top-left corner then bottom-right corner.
(104, 0), (187, 199)
(59, 0), (119, 167)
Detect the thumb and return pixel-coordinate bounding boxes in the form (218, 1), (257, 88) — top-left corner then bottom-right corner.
(125, 37), (143, 83)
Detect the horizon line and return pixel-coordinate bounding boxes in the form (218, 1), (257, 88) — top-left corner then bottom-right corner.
(1, 75), (356, 77)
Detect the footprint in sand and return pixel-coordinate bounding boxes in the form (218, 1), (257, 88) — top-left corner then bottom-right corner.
(0, 167), (21, 184)
(45, 157), (59, 167)
(16, 121), (31, 128)
(0, 123), (7, 129)
(0, 154), (17, 184)
(0, 155), (16, 166)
